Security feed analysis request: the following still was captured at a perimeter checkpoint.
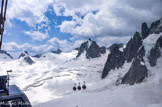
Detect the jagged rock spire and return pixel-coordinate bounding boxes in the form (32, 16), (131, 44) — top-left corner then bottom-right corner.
(141, 22), (149, 39)
(124, 31), (142, 62)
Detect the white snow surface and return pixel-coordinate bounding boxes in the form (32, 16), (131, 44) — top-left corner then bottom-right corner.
(0, 53), (12, 61)
(0, 34), (162, 107)
(87, 39), (93, 49)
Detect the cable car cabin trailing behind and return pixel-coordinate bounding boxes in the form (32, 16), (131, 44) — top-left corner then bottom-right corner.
(82, 81), (86, 90)
(77, 82), (81, 91)
(73, 83), (76, 91)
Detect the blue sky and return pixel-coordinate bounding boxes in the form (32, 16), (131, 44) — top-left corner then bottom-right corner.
(4, 7), (72, 45)
(2, 0), (162, 55)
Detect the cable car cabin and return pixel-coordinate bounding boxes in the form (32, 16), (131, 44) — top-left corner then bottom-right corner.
(0, 76), (7, 92)
(0, 85), (32, 107)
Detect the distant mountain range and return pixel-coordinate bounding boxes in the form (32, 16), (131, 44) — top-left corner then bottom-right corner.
(0, 18), (162, 86)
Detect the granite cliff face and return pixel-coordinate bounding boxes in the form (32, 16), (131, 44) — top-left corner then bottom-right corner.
(124, 32), (142, 63)
(121, 46), (148, 85)
(102, 46), (125, 79)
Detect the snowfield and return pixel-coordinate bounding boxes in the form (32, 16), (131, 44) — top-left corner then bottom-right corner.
(0, 34), (162, 107)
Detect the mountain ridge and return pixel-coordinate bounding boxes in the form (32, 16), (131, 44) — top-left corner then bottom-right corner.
(102, 18), (162, 85)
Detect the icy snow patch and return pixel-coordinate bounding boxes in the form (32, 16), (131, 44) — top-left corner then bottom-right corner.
(143, 32), (162, 55)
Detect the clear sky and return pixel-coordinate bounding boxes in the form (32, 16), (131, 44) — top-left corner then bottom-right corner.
(1, 0), (162, 55)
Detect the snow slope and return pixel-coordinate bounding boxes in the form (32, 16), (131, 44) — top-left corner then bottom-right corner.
(35, 56), (162, 107)
(0, 50), (109, 104)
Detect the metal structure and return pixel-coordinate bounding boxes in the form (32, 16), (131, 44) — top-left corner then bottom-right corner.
(0, 0), (8, 50)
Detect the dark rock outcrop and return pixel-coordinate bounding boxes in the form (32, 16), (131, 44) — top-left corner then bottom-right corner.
(76, 39), (106, 59)
(160, 37), (162, 48)
(148, 36), (162, 67)
(102, 46), (125, 79)
(148, 48), (161, 67)
(86, 41), (101, 59)
(75, 47), (80, 51)
(18, 51), (29, 59)
(149, 18), (162, 35)
(156, 36), (162, 48)
(141, 22), (149, 39)
(124, 32), (142, 62)
(108, 44), (123, 52)
(100, 46), (106, 54)
(0, 50), (13, 59)
(137, 46), (145, 58)
(32, 54), (42, 58)
(18, 51), (35, 65)
(76, 41), (89, 58)
(51, 49), (62, 54)
(24, 56), (35, 65)
(140, 18), (162, 39)
(121, 47), (148, 85)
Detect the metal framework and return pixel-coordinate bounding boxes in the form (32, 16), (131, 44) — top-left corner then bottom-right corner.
(0, 0), (8, 50)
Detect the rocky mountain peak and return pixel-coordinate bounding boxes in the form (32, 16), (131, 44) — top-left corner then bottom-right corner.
(133, 32), (141, 40)
(149, 18), (162, 34)
(18, 51), (29, 59)
(124, 31), (142, 62)
(51, 49), (62, 54)
(88, 38), (92, 41)
(18, 51), (35, 65)
(76, 39), (106, 59)
(141, 22), (149, 39)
